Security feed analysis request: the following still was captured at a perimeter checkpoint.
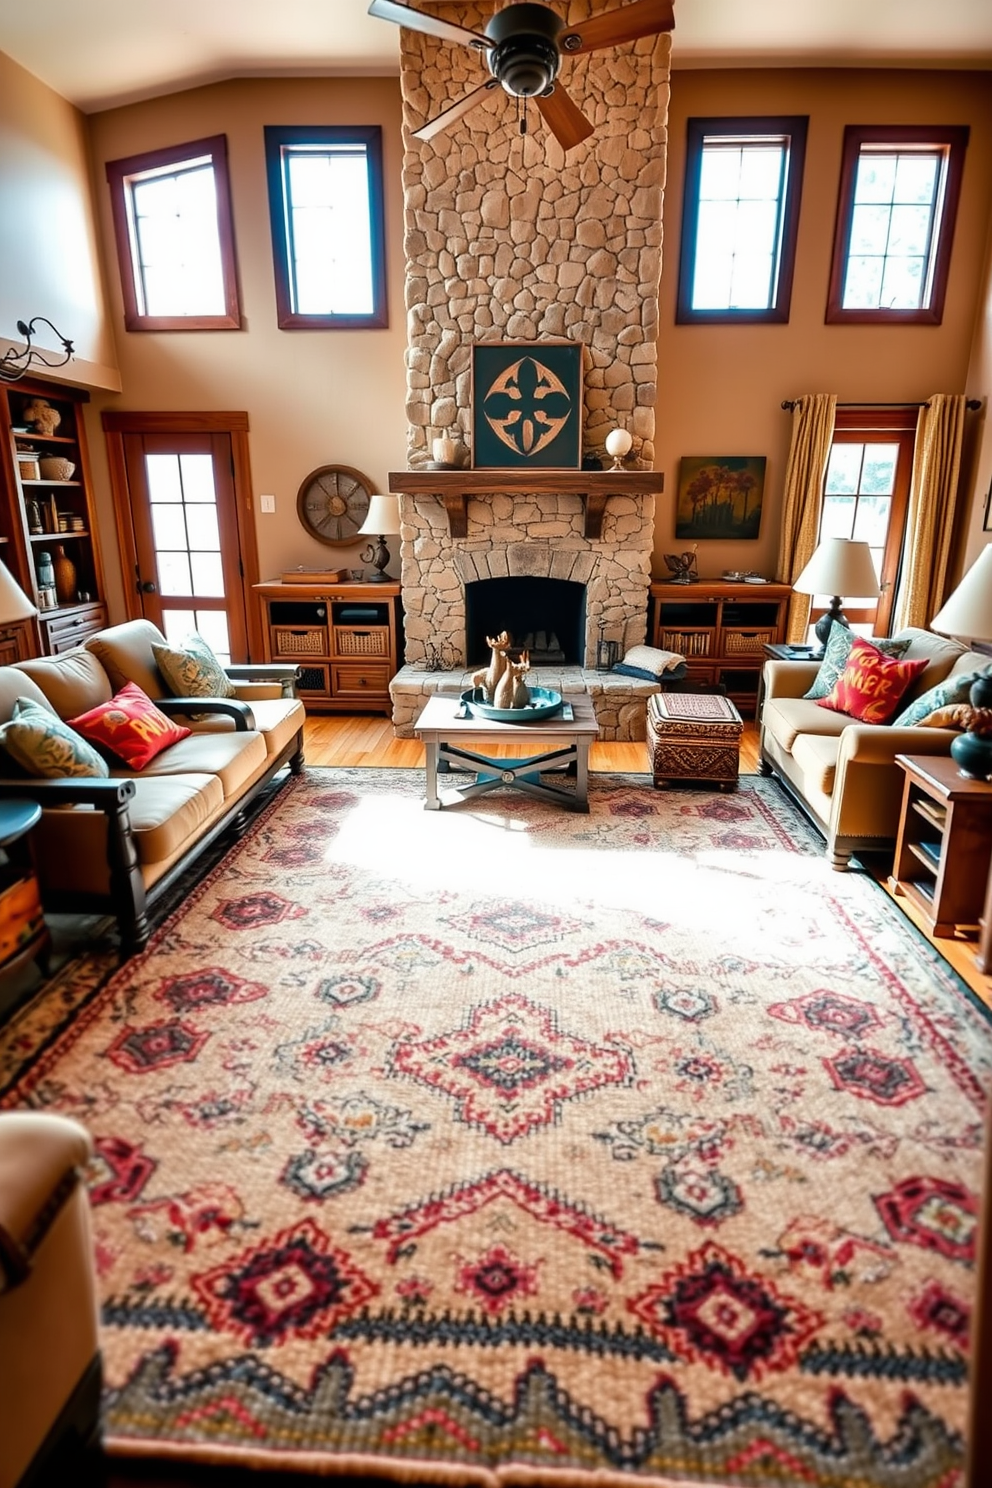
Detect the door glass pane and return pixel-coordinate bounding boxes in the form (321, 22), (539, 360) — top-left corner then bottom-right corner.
(158, 551), (193, 596)
(190, 552), (224, 597)
(193, 611), (231, 662)
(144, 451), (226, 602)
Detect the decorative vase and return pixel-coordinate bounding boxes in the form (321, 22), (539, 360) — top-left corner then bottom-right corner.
(949, 729), (992, 782)
(51, 543), (77, 606)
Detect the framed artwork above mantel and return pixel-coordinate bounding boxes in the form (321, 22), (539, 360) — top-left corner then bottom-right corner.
(471, 341), (583, 470)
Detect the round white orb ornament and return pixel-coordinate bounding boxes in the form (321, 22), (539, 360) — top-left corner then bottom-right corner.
(605, 427), (633, 470)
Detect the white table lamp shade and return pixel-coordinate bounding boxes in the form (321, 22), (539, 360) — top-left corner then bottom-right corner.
(0, 561), (37, 622)
(793, 538), (880, 600)
(358, 494), (401, 536)
(930, 545), (992, 641)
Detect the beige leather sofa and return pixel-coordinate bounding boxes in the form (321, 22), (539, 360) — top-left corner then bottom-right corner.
(0, 619), (305, 954)
(759, 627), (987, 868)
(0, 1113), (100, 1488)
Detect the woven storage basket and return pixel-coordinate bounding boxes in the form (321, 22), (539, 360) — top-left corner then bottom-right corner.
(724, 629), (775, 654)
(273, 626), (326, 655)
(334, 628), (389, 657)
(38, 456), (75, 481)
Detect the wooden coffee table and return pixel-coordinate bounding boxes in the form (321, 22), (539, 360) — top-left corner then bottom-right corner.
(414, 693), (599, 812)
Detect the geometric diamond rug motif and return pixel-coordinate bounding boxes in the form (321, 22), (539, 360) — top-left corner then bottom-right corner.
(1, 768), (989, 1487)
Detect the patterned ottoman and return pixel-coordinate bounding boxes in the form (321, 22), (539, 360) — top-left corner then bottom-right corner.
(647, 691), (743, 790)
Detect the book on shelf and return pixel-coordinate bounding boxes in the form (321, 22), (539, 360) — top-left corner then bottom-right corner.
(914, 798), (947, 830)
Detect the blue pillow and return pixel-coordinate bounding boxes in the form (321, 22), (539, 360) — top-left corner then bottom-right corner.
(613, 661), (688, 682)
(891, 667), (988, 728)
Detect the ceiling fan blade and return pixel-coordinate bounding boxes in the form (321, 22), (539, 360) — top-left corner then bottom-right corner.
(535, 86), (595, 152)
(367, 0), (492, 51)
(561, 0), (675, 55)
(412, 81), (500, 142)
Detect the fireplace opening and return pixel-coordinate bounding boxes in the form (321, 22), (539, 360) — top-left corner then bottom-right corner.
(465, 577), (586, 666)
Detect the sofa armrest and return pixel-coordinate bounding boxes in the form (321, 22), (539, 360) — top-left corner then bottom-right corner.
(225, 663), (299, 700)
(0, 1113), (93, 1293)
(156, 697), (256, 731)
(0, 777), (136, 807)
(762, 659), (820, 701)
(838, 725), (956, 765)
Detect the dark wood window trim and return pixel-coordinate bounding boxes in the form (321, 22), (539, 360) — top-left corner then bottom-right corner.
(105, 135), (242, 332)
(825, 125), (969, 326)
(676, 115), (808, 326)
(263, 125), (388, 331)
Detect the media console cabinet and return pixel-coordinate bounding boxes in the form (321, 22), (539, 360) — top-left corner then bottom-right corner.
(254, 580), (401, 715)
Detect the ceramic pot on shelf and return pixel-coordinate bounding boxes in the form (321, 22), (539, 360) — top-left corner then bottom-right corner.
(51, 544), (77, 606)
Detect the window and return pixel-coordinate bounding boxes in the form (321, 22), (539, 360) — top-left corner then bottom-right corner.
(677, 116), (807, 324)
(810, 409), (916, 637)
(264, 126), (387, 330)
(826, 126), (969, 325)
(105, 136), (242, 331)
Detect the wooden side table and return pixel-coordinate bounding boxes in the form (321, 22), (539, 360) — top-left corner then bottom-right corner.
(0, 799), (50, 986)
(890, 755), (992, 940)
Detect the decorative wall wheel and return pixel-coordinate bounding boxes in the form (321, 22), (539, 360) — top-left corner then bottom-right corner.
(296, 465), (374, 546)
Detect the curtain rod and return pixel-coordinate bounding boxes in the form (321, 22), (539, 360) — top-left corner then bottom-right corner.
(781, 398), (982, 411)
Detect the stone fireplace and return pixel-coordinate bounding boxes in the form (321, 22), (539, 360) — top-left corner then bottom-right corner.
(387, 2), (671, 739)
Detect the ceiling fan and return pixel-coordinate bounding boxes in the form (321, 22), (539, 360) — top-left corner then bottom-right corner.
(368, 0), (675, 151)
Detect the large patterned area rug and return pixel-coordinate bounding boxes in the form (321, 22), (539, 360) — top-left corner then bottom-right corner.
(1, 769), (989, 1487)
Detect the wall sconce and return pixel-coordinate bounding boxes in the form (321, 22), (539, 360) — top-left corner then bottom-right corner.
(0, 318), (75, 384)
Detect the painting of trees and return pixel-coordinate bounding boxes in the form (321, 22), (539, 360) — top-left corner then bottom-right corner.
(676, 456), (766, 539)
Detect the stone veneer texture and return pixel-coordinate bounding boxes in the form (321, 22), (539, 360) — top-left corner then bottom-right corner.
(395, 2), (671, 671)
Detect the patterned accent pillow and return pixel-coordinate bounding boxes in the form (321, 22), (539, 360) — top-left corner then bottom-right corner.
(891, 668), (988, 728)
(817, 636), (929, 725)
(152, 633), (236, 700)
(803, 627), (912, 700)
(0, 698), (109, 778)
(69, 681), (191, 770)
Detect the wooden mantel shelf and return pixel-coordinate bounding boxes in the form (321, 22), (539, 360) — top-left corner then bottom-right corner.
(388, 468), (664, 539)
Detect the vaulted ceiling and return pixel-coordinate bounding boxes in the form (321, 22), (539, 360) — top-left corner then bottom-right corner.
(1, 0), (990, 114)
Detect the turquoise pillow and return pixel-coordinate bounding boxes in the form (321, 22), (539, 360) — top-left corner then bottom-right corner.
(0, 698), (109, 778)
(891, 667), (988, 728)
(803, 628), (911, 701)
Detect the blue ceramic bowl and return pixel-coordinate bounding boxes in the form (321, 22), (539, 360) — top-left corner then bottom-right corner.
(461, 686), (563, 723)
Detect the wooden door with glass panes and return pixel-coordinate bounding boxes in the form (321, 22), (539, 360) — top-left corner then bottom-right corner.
(120, 432), (247, 663)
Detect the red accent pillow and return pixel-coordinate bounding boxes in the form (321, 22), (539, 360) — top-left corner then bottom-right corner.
(817, 636), (929, 725)
(69, 681), (191, 769)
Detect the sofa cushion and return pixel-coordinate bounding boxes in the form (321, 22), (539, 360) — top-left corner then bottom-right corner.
(16, 649), (114, 720)
(69, 682), (192, 769)
(817, 637), (928, 724)
(892, 628), (969, 698)
(110, 728), (268, 798)
(0, 699), (109, 778)
(85, 618), (170, 698)
(0, 669), (52, 725)
(153, 633), (237, 700)
(180, 697), (306, 757)
(803, 629), (911, 700)
(127, 773), (226, 864)
(762, 695), (853, 754)
(891, 666), (988, 727)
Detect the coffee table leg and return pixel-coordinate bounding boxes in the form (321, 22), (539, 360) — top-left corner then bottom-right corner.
(424, 738), (441, 810)
(575, 739), (590, 811)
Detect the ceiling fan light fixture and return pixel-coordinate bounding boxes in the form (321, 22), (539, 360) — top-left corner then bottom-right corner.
(489, 36), (559, 96)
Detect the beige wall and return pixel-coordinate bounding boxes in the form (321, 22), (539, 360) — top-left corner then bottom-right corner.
(0, 50), (119, 391)
(962, 196), (992, 577)
(84, 76), (409, 617)
(656, 68), (992, 585)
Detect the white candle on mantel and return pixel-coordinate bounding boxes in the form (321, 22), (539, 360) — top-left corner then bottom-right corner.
(433, 434), (456, 466)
